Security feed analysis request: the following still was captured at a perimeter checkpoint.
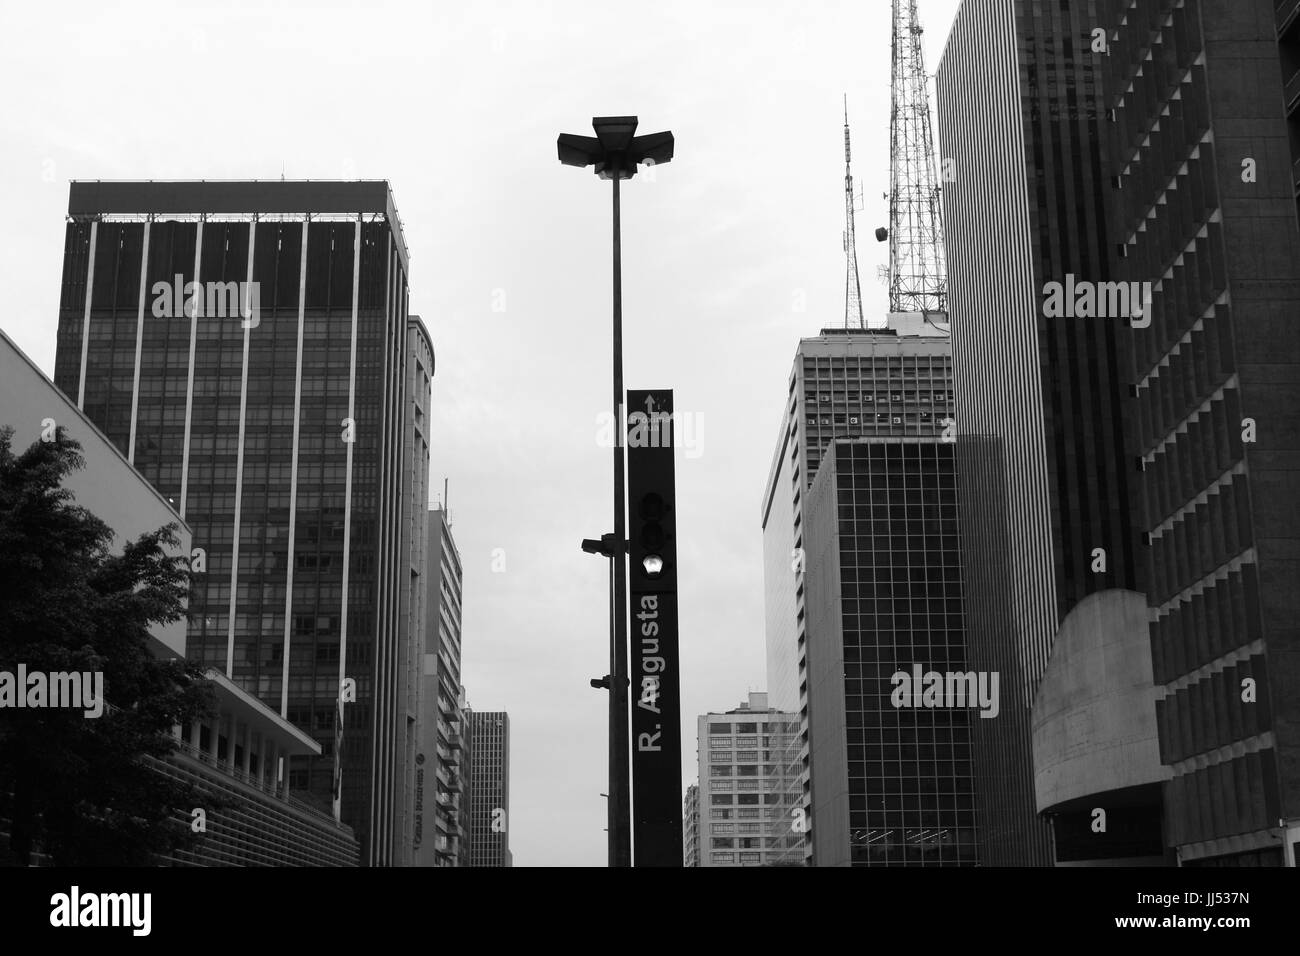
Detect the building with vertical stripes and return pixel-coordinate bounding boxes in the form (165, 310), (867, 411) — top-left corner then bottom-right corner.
(466, 710), (510, 866)
(1101, 0), (1300, 866)
(761, 314), (962, 865)
(936, 0), (1143, 866)
(51, 180), (432, 866)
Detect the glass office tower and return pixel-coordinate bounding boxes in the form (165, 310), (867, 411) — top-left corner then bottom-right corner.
(467, 710), (511, 867)
(52, 180), (432, 866)
(761, 315), (964, 865)
(804, 439), (976, 866)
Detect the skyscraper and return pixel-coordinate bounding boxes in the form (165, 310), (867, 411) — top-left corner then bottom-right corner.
(804, 436), (976, 866)
(761, 314), (958, 865)
(1101, 0), (1300, 866)
(418, 505), (467, 866)
(51, 180), (431, 866)
(467, 710), (511, 866)
(936, 0), (1141, 865)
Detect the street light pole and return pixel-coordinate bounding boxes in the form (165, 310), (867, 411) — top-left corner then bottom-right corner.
(609, 171), (631, 869)
(560, 116), (674, 868)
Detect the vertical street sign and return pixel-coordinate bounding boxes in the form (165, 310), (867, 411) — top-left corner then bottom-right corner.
(626, 388), (683, 866)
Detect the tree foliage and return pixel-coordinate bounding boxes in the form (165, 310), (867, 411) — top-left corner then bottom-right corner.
(0, 426), (215, 865)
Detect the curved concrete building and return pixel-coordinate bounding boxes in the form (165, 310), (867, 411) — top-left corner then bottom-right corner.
(1031, 590), (1172, 866)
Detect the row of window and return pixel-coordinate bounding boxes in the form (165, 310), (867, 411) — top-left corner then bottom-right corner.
(709, 764), (778, 776)
(706, 722), (768, 734)
(711, 837), (763, 849)
(807, 390), (955, 405)
(708, 808), (772, 820)
(710, 793), (781, 806)
(708, 823), (763, 834)
(807, 413), (946, 428)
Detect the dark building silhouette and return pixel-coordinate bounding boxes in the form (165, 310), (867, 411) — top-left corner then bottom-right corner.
(937, 0), (1142, 865)
(466, 710), (511, 866)
(52, 180), (432, 866)
(804, 438), (977, 866)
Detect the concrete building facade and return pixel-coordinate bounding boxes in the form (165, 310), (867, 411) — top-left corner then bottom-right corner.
(1, 328), (358, 865)
(683, 782), (700, 867)
(417, 506), (467, 866)
(1101, 0), (1300, 866)
(695, 693), (791, 867)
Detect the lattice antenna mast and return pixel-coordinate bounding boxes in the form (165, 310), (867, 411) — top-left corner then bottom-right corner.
(887, 0), (947, 314)
(843, 97), (866, 330)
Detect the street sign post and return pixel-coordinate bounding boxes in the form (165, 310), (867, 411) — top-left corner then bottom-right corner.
(626, 388), (683, 867)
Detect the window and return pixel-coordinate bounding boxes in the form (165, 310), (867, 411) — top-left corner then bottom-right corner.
(711, 852), (735, 864)
(708, 723), (730, 735)
(712, 838), (735, 849)
(709, 737), (730, 749)
(737, 723), (757, 733)
(710, 765), (732, 776)
(712, 824), (735, 834)
(710, 794), (733, 805)
(737, 751), (758, 762)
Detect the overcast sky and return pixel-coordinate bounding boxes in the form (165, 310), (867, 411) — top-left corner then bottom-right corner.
(0, 0), (963, 865)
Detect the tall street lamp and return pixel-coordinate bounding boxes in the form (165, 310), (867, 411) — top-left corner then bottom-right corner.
(559, 116), (674, 868)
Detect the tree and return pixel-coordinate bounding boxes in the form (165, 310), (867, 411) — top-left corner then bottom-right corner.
(0, 426), (216, 865)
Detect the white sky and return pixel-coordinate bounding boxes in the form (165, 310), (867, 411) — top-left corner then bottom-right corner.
(0, 0), (962, 866)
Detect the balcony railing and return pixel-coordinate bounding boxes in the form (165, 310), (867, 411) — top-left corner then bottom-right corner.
(168, 737), (332, 821)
